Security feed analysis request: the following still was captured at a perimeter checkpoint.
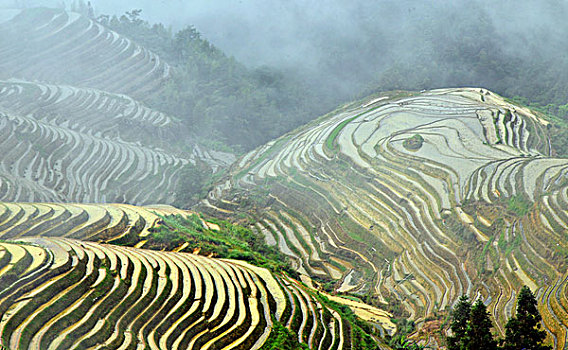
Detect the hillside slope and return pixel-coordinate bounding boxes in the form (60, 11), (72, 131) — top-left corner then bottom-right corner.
(0, 8), (169, 100)
(0, 8), (235, 205)
(0, 79), (236, 205)
(202, 88), (568, 347)
(0, 201), (394, 349)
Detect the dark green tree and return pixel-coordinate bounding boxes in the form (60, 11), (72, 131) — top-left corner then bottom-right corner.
(447, 295), (472, 350)
(447, 296), (497, 350)
(468, 299), (497, 350)
(502, 286), (551, 350)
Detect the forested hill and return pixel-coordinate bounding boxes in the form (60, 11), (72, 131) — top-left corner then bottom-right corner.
(98, 10), (327, 152)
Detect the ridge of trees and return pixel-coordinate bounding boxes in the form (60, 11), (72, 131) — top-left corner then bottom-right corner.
(98, 7), (568, 159)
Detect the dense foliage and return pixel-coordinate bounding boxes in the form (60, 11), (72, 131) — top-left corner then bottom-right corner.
(502, 286), (551, 350)
(447, 295), (473, 350)
(387, 319), (426, 350)
(260, 320), (309, 350)
(402, 134), (424, 151)
(468, 299), (498, 350)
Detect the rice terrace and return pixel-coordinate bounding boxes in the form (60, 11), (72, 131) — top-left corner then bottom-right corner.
(1, 1), (568, 349)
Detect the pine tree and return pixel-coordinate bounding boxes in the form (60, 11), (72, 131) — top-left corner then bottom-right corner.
(87, 1), (94, 18)
(447, 295), (471, 350)
(468, 299), (497, 350)
(502, 286), (551, 350)
(447, 296), (498, 350)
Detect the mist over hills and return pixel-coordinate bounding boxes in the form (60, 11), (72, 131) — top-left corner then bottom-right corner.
(3, 0), (567, 159)
(90, 0), (568, 152)
(51, 0), (568, 106)
(7, 0), (568, 134)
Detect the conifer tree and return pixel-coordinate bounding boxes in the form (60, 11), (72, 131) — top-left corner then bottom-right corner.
(447, 296), (497, 350)
(468, 299), (497, 350)
(447, 295), (471, 350)
(502, 286), (551, 350)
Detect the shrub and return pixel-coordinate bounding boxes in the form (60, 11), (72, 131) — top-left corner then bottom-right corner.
(403, 134), (424, 150)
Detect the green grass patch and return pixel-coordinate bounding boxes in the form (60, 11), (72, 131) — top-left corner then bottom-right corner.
(402, 134), (424, 151)
(324, 102), (388, 152)
(148, 214), (293, 274)
(507, 195), (533, 217)
(325, 115), (358, 151)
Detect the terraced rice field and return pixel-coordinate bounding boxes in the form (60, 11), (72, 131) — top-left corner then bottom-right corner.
(0, 105), (195, 204)
(203, 88), (568, 345)
(0, 202), (192, 245)
(0, 8), (169, 100)
(0, 237), (274, 349)
(0, 6), (395, 349)
(2, 5), (567, 347)
(0, 10), (235, 204)
(0, 202), (393, 349)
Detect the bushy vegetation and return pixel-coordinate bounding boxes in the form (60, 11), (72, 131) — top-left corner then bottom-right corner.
(148, 214), (293, 273)
(403, 134), (424, 151)
(387, 319), (426, 350)
(506, 195), (533, 217)
(317, 294), (382, 350)
(260, 319), (309, 350)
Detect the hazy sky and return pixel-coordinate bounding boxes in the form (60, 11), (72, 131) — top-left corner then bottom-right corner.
(3, 0), (567, 104)
(3, 0), (566, 70)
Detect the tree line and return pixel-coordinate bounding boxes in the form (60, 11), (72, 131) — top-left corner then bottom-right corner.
(447, 286), (551, 350)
